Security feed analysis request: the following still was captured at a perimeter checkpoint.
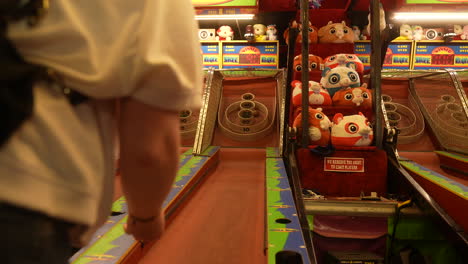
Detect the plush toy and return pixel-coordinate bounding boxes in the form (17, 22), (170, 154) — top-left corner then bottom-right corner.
(253, 24), (267, 41)
(293, 107), (331, 146)
(323, 54), (364, 75)
(283, 20), (298, 45)
(266, 25), (277, 40)
(332, 84), (372, 109)
(461, 25), (468, 40)
(298, 21), (318, 44)
(293, 54), (323, 72)
(318, 21), (354, 44)
(365, 2), (387, 38)
(331, 112), (373, 147)
(244, 25), (255, 42)
(309, 0), (323, 9)
(454, 25), (463, 35)
(361, 27), (371, 40)
(320, 66), (361, 98)
(283, 20), (318, 45)
(216, 25), (234, 41)
(452, 25), (464, 40)
(412, 25), (424, 41)
(394, 24), (413, 40)
(291, 80), (332, 108)
(352, 25), (361, 41)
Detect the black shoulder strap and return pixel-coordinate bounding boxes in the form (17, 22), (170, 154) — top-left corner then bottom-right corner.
(1, 1), (87, 147)
(0, 0), (47, 147)
(0, 0), (47, 29)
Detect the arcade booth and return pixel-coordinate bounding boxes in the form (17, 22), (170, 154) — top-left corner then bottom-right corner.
(71, 1), (468, 264)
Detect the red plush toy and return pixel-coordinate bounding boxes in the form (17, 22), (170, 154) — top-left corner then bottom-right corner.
(293, 54), (323, 72)
(283, 20), (318, 45)
(318, 21), (354, 44)
(323, 53), (364, 75)
(332, 84), (372, 109)
(331, 112), (373, 147)
(293, 107), (331, 146)
(291, 80), (332, 108)
(216, 25), (234, 41)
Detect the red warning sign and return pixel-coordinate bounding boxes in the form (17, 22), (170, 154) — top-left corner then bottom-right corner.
(324, 157), (365, 172)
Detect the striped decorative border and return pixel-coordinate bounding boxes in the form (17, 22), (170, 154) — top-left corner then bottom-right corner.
(435, 150), (468, 163)
(266, 147), (311, 264)
(400, 159), (468, 199)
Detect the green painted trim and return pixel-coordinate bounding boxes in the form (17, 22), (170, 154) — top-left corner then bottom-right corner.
(174, 156), (206, 184)
(200, 146), (217, 156)
(111, 197), (126, 213)
(266, 147), (280, 158)
(400, 161), (468, 199)
(266, 157), (289, 264)
(307, 215), (314, 231)
(110, 149), (195, 212)
(181, 148), (193, 156)
(435, 151), (468, 163)
(72, 216), (128, 264)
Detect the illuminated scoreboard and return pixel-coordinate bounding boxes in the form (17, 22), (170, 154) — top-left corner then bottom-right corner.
(354, 40), (413, 70)
(413, 41), (468, 70)
(201, 40), (279, 69)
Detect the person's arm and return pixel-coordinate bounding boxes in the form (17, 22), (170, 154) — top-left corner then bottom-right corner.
(118, 97), (180, 242)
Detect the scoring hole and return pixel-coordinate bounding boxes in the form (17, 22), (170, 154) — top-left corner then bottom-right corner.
(275, 218), (292, 224)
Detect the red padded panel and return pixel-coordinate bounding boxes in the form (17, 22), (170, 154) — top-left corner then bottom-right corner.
(297, 146), (388, 197)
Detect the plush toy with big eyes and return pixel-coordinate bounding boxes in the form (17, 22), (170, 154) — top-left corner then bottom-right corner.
(323, 54), (364, 75)
(244, 25), (255, 41)
(331, 112), (373, 147)
(291, 80), (332, 108)
(293, 54), (323, 72)
(332, 84), (372, 109)
(394, 24), (413, 40)
(461, 25), (468, 40)
(253, 24), (267, 41)
(216, 25), (234, 41)
(352, 25), (361, 41)
(293, 107), (331, 146)
(412, 25), (424, 41)
(266, 24), (277, 40)
(318, 21), (354, 43)
(453, 25), (465, 40)
(283, 20), (318, 45)
(320, 66), (361, 98)
(454, 25), (463, 35)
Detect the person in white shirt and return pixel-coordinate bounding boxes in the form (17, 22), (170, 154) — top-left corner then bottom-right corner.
(0, 0), (202, 263)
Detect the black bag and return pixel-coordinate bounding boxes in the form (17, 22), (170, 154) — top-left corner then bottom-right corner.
(0, 0), (86, 147)
(0, 0), (46, 146)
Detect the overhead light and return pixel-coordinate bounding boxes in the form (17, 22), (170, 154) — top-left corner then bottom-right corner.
(393, 12), (468, 23)
(195, 14), (255, 20)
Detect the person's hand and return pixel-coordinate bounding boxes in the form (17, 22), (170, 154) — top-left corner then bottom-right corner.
(124, 210), (165, 243)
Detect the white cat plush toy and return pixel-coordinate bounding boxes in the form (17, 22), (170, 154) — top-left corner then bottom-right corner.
(331, 112), (373, 147)
(320, 66), (361, 98)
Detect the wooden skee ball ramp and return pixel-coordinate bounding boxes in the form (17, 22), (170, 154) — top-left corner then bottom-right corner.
(140, 147), (267, 264)
(380, 70), (468, 233)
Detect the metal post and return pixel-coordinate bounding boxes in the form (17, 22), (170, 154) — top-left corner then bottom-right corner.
(300, 0), (310, 148)
(370, 0), (383, 149)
